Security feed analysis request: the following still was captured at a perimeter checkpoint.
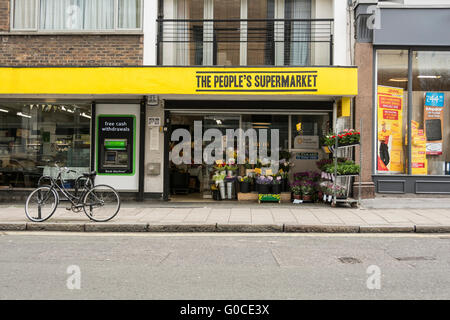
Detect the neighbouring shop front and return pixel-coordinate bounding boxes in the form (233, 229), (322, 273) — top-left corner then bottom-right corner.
(0, 66), (358, 203)
(370, 6), (450, 194)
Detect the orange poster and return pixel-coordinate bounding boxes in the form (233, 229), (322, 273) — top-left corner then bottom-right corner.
(410, 120), (427, 175)
(377, 86), (404, 173)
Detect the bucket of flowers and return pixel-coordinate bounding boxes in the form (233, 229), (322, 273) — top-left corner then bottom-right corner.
(272, 175), (283, 194)
(212, 172), (226, 200)
(237, 176), (252, 193)
(256, 175), (273, 194)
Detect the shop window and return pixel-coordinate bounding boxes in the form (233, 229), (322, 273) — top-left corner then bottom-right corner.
(291, 114), (329, 150)
(242, 115), (289, 152)
(376, 50), (409, 174)
(284, 0), (311, 66)
(0, 103), (91, 188)
(411, 51), (450, 175)
(247, 0), (275, 66)
(12, 0), (142, 31)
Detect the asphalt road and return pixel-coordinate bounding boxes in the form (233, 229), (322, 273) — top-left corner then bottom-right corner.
(0, 232), (449, 299)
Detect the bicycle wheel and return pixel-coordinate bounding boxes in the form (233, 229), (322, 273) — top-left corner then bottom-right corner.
(83, 184), (120, 222)
(25, 186), (58, 222)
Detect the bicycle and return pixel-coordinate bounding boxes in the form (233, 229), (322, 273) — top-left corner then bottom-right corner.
(25, 165), (121, 222)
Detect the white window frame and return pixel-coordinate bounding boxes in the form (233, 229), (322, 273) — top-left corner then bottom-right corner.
(10, 0), (143, 32)
(10, 0), (39, 31)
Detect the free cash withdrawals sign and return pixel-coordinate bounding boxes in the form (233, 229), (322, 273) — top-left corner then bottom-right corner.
(0, 67), (357, 96)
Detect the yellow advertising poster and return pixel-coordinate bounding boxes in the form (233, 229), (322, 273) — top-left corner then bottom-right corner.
(410, 120), (427, 175)
(377, 86), (404, 173)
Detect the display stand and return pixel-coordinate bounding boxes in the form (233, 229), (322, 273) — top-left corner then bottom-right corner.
(331, 119), (362, 208)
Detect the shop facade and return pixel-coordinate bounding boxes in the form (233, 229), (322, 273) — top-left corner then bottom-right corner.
(354, 1), (450, 195)
(0, 66), (358, 201)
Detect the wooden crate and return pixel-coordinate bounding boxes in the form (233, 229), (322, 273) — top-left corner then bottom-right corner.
(237, 192), (258, 201)
(280, 192), (292, 202)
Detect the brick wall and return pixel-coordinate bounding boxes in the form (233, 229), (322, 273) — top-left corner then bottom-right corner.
(0, 0), (9, 32)
(0, 34), (143, 66)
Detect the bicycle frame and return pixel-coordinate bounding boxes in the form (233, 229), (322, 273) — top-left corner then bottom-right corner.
(37, 172), (94, 209)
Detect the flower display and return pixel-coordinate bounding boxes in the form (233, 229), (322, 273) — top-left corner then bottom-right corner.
(322, 129), (360, 147)
(300, 180), (316, 195)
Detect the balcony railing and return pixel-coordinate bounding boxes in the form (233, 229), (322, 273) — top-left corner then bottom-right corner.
(157, 19), (334, 66)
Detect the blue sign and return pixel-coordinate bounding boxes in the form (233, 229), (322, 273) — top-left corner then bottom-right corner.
(296, 152), (319, 160)
(425, 92), (444, 107)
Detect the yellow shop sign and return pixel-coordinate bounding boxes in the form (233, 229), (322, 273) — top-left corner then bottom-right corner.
(0, 67), (357, 96)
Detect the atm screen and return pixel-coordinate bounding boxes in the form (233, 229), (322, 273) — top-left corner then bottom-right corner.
(106, 151), (116, 162)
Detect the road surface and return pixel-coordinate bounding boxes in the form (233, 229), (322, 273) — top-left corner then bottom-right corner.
(0, 232), (449, 299)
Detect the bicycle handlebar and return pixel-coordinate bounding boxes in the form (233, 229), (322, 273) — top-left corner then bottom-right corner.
(55, 165), (77, 175)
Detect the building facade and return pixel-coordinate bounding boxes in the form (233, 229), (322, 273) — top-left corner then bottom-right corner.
(0, 0), (360, 202)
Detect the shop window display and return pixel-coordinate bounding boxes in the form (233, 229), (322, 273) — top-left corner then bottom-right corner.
(0, 103), (91, 188)
(376, 50), (408, 174)
(411, 51), (450, 175)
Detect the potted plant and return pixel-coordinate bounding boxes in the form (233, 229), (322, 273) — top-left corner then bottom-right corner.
(300, 180), (315, 202)
(290, 183), (302, 200)
(272, 175), (282, 194)
(256, 175), (272, 194)
(238, 176), (251, 193)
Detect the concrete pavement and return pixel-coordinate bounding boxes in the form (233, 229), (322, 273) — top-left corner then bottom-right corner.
(1, 201), (450, 233)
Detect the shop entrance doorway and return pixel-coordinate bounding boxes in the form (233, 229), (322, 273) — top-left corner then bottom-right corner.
(167, 110), (332, 202)
(169, 114), (240, 201)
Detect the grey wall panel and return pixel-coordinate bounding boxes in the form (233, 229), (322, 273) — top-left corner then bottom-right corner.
(377, 179), (406, 193)
(374, 8), (450, 46)
(415, 180), (450, 194)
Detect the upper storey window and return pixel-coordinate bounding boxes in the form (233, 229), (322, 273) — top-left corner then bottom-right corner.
(12, 0), (142, 31)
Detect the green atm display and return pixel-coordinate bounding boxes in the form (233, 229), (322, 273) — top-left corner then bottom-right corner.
(97, 115), (135, 175)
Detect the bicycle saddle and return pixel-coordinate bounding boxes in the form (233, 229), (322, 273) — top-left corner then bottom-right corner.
(83, 171), (97, 177)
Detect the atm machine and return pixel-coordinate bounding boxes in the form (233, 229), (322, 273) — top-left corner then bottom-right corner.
(102, 139), (130, 170)
(97, 115), (135, 175)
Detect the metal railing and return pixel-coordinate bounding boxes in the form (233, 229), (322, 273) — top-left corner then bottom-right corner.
(157, 19), (334, 66)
